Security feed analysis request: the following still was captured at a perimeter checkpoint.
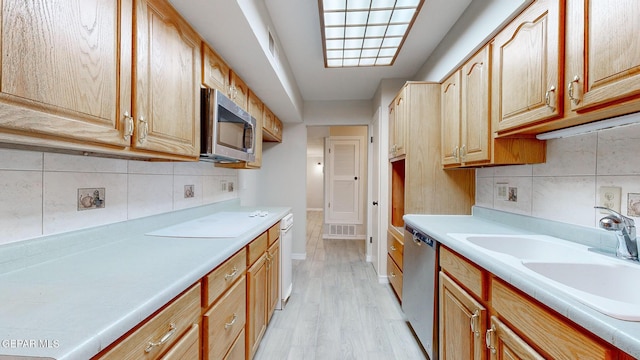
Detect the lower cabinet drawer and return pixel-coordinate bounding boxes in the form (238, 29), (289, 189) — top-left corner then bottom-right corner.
(491, 278), (615, 360)
(203, 276), (247, 360)
(224, 328), (246, 360)
(388, 230), (404, 269)
(387, 254), (403, 301)
(96, 283), (201, 360)
(158, 323), (200, 360)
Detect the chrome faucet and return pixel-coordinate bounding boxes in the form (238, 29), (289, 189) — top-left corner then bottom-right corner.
(595, 206), (638, 261)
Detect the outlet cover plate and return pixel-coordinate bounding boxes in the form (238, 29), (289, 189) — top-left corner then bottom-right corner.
(599, 186), (621, 213)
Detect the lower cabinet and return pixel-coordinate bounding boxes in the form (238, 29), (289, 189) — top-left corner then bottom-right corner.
(266, 238), (280, 323)
(439, 246), (627, 360)
(95, 284), (201, 360)
(158, 324), (200, 360)
(203, 276), (247, 360)
(387, 229), (404, 301)
(247, 253), (268, 359)
(93, 222), (283, 360)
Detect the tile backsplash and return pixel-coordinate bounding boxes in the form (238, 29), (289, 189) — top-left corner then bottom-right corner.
(0, 149), (238, 245)
(477, 121), (640, 228)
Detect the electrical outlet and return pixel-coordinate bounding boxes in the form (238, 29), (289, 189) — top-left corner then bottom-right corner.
(228, 181), (234, 192)
(220, 180), (227, 191)
(77, 188), (105, 211)
(496, 183), (508, 201)
(184, 185), (194, 198)
(599, 186), (621, 213)
(508, 187), (518, 202)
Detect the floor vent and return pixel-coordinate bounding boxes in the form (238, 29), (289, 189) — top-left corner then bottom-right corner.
(329, 224), (356, 237)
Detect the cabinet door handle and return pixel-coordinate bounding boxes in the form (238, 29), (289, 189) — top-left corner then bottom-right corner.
(123, 111), (134, 141)
(389, 271), (396, 278)
(453, 146), (459, 162)
(461, 145), (467, 161)
(470, 309), (480, 337)
(145, 323), (176, 353)
(224, 266), (238, 280)
(138, 117), (148, 144)
(545, 85), (557, 110)
(224, 313), (238, 330)
(485, 325), (496, 353)
(390, 245), (397, 251)
(568, 75), (581, 105)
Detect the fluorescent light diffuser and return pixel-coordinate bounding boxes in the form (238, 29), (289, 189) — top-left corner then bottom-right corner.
(319, 0), (425, 67)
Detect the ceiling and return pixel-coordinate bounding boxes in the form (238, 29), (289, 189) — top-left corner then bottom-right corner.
(169, 0), (472, 123)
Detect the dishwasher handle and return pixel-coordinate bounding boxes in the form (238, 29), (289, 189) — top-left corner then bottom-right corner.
(406, 225), (437, 248)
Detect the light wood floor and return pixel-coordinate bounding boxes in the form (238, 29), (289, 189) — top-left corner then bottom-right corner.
(254, 210), (427, 360)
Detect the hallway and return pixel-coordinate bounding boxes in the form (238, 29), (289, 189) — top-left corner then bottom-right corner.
(254, 211), (426, 359)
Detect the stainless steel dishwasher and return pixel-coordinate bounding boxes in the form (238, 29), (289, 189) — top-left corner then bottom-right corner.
(402, 224), (439, 360)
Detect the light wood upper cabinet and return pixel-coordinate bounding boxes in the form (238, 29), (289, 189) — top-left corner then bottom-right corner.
(262, 106), (283, 142)
(460, 47), (491, 164)
(492, 0), (562, 134)
(133, 0), (201, 158)
(229, 71), (249, 110)
(441, 71), (462, 166)
(568, 0), (640, 112)
(202, 44), (230, 95)
(247, 91), (264, 167)
(0, 0), (131, 148)
(389, 87), (407, 159)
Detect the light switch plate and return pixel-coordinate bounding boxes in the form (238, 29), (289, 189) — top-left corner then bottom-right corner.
(598, 186), (621, 213)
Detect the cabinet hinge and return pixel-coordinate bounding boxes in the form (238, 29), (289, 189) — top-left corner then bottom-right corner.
(370, 136), (374, 143)
(369, 237), (373, 244)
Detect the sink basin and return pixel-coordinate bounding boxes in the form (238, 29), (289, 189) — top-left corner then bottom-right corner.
(447, 232), (640, 320)
(448, 233), (589, 262)
(523, 261), (640, 320)
(523, 262), (640, 304)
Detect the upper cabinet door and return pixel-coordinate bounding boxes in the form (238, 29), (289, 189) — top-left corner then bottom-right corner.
(230, 71), (249, 110)
(569, 0), (640, 112)
(202, 44), (230, 95)
(441, 71), (461, 166)
(134, 0), (201, 158)
(0, 0), (131, 147)
(492, 0), (563, 133)
(461, 46), (490, 164)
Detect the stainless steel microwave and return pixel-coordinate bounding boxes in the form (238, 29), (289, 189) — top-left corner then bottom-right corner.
(200, 88), (256, 163)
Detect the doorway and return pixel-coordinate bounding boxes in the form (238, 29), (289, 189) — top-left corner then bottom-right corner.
(306, 125), (369, 252)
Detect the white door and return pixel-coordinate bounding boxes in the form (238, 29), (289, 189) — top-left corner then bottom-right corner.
(370, 111), (380, 269)
(325, 137), (362, 224)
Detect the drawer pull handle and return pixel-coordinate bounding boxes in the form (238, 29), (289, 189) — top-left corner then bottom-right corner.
(224, 313), (238, 330)
(224, 267), (238, 280)
(145, 323), (176, 353)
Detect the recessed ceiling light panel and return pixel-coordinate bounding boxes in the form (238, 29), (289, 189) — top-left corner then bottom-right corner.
(319, 0), (425, 67)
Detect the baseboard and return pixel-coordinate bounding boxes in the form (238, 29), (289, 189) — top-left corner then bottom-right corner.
(379, 275), (389, 284)
(366, 255), (372, 262)
(306, 208), (323, 211)
(291, 252), (306, 260)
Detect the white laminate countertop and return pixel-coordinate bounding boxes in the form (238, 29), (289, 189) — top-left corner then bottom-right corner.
(404, 207), (640, 358)
(0, 201), (291, 360)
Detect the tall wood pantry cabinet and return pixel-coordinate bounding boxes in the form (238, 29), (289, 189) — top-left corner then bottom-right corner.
(387, 82), (475, 302)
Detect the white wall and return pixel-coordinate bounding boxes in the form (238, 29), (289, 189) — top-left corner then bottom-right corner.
(307, 155), (324, 210)
(415, 0), (531, 82)
(0, 149), (238, 246)
(477, 120), (640, 228)
(304, 100), (373, 126)
(255, 123), (308, 258)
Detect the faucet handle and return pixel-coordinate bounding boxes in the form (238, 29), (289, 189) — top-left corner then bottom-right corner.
(595, 206), (634, 226)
